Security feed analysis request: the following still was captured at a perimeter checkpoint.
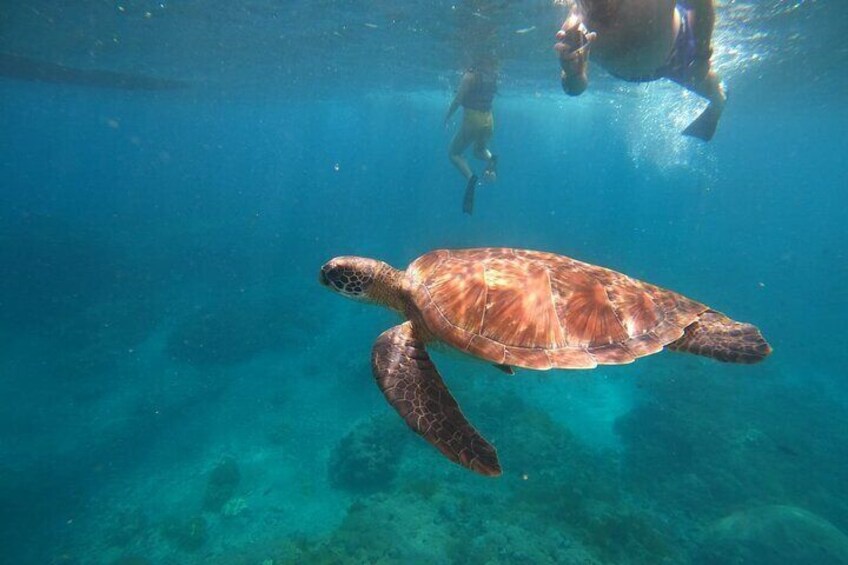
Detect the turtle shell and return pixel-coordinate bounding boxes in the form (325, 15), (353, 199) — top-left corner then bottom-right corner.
(406, 248), (708, 370)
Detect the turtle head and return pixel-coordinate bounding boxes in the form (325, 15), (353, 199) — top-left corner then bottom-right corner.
(319, 256), (388, 302)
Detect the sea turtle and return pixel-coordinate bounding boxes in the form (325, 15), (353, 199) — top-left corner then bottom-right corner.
(319, 248), (771, 476)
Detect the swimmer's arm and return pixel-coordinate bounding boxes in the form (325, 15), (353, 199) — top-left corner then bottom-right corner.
(555, 16), (592, 96)
(445, 72), (473, 123)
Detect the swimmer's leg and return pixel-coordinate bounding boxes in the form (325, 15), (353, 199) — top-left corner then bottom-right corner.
(472, 137), (492, 163)
(449, 122), (478, 214)
(483, 154), (498, 182)
(677, 0), (724, 140)
(449, 124), (475, 180)
(681, 70), (726, 141)
(685, 0), (716, 56)
(473, 126), (496, 182)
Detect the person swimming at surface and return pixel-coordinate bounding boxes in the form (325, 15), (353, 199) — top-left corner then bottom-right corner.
(444, 54), (499, 215)
(555, 0), (727, 141)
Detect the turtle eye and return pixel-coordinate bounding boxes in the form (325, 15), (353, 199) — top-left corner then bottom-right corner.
(322, 267), (348, 291)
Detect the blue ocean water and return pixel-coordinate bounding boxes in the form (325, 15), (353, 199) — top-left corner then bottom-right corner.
(1, 1), (846, 563)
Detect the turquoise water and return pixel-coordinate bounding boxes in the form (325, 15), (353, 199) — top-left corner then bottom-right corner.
(1, 1), (847, 564)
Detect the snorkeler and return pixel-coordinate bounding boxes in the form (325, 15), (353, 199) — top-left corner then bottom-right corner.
(445, 56), (499, 215)
(555, 0), (726, 141)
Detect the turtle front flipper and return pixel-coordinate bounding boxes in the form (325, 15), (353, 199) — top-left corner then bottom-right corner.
(372, 322), (501, 477)
(668, 311), (772, 363)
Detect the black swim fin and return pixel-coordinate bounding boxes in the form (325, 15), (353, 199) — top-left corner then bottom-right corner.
(463, 175), (477, 215)
(682, 104), (720, 141)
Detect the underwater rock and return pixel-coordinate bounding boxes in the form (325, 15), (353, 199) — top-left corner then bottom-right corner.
(50, 296), (163, 389)
(479, 393), (606, 478)
(579, 504), (675, 564)
(221, 496), (248, 517)
(480, 394), (676, 562)
(695, 505), (848, 565)
(160, 514), (208, 551)
(615, 369), (848, 530)
(203, 456), (241, 512)
(458, 522), (602, 565)
(0, 214), (124, 329)
(166, 305), (267, 366)
(211, 389), (682, 564)
(105, 507), (149, 547)
(327, 414), (409, 494)
(110, 557), (153, 565)
(294, 491), (602, 564)
(166, 295), (317, 366)
(302, 492), (452, 562)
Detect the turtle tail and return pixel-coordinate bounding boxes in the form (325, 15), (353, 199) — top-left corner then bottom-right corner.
(667, 311), (772, 364)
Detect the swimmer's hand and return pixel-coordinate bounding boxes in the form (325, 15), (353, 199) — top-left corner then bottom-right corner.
(554, 16), (595, 67)
(444, 106), (458, 128)
(555, 16), (594, 96)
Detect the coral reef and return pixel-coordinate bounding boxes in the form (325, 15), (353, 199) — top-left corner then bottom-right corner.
(105, 507), (149, 547)
(615, 368), (848, 526)
(255, 391), (680, 564)
(327, 414), (410, 494)
(452, 521), (601, 564)
(110, 557), (153, 565)
(203, 456), (241, 513)
(484, 393), (676, 564)
(695, 505), (848, 565)
(160, 514), (208, 551)
(222, 497), (248, 517)
(300, 493), (454, 562)
(51, 366), (848, 565)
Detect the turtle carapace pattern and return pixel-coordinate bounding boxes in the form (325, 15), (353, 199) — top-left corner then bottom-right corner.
(320, 248), (771, 476)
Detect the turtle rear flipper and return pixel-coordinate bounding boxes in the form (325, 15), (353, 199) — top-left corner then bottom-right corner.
(372, 322), (501, 476)
(668, 311), (772, 363)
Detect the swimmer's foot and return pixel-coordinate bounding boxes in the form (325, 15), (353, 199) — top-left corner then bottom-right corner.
(483, 155), (498, 183)
(682, 103), (721, 141)
(463, 175), (478, 215)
